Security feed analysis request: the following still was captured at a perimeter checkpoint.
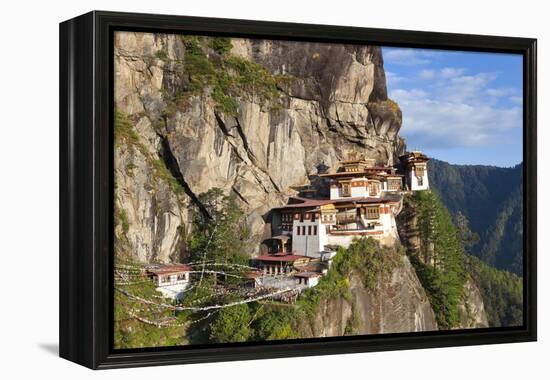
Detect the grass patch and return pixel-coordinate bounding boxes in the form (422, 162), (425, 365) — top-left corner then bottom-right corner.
(152, 158), (184, 194)
(384, 98), (401, 114)
(115, 111), (140, 147)
(116, 205), (130, 235)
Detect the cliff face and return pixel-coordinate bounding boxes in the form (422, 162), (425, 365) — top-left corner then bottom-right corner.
(297, 255), (437, 337)
(114, 32), (405, 263)
(457, 278), (489, 329)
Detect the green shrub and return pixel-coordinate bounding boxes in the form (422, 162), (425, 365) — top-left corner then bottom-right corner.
(209, 303), (252, 343)
(209, 37), (233, 55)
(152, 158), (184, 194)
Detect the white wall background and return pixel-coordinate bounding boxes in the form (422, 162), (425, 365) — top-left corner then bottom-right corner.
(0, 0), (547, 377)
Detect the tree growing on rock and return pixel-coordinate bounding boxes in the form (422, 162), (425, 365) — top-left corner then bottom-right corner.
(189, 188), (251, 282)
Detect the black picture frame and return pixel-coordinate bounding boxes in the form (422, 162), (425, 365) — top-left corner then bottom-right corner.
(59, 10), (537, 369)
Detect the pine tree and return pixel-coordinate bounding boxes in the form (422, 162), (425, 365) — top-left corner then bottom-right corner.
(412, 191), (466, 329)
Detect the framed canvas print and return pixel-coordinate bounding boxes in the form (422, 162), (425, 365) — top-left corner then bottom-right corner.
(59, 11), (537, 369)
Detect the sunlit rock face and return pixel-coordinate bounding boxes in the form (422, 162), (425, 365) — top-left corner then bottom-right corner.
(295, 256), (438, 336)
(114, 32), (405, 263)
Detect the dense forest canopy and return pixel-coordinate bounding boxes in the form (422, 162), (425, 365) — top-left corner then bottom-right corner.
(466, 255), (523, 327)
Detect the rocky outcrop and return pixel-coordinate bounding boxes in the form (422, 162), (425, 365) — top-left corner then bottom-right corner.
(396, 194), (431, 264)
(297, 255), (437, 337)
(457, 278), (489, 329)
(114, 32), (405, 262)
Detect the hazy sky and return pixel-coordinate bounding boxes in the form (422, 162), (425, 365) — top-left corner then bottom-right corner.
(382, 47), (523, 167)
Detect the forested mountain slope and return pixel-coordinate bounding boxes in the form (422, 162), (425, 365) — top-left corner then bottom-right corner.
(428, 159), (523, 274)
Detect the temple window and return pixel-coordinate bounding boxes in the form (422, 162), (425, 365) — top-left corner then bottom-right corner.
(366, 206), (380, 219)
(313, 226), (318, 235)
(342, 183), (351, 197)
(388, 178), (401, 191)
(368, 182), (380, 196)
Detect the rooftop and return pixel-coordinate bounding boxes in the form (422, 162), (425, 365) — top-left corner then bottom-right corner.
(399, 151), (430, 162)
(294, 271), (322, 278)
(254, 253), (310, 262)
(274, 194), (401, 210)
(320, 167), (395, 178)
(146, 263), (192, 276)
(245, 271), (263, 279)
(295, 262), (327, 272)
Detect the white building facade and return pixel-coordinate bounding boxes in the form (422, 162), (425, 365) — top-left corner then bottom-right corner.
(272, 151), (429, 257)
(400, 151), (430, 191)
(146, 264), (191, 300)
(291, 216), (328, 259)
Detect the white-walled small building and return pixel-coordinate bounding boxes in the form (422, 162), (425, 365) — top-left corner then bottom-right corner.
(146, 263), (192, 300)
(294, 272), (321, 288)
(400, 151), (430, 191)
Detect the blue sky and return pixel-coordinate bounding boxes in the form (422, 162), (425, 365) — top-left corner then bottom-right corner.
(382, 47), (523, 167)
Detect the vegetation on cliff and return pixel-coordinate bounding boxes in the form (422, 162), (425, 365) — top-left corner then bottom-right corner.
(114, 262), (188, 348)
(466, 255), (523, 327)
(203, 237), (405, 343)
(189, 188), (251, 267)
(402, 189), (522, 329)
(297, 238), (403, 313)
(115, 110), (185, 195)
(407, 191), (466, 329)
(113, 206), (407, 347)
(160, 36), (292, 116)
(248, 238), (405, 341)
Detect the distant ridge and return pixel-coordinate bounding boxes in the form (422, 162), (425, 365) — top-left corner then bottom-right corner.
(428, 158), (523, 275)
